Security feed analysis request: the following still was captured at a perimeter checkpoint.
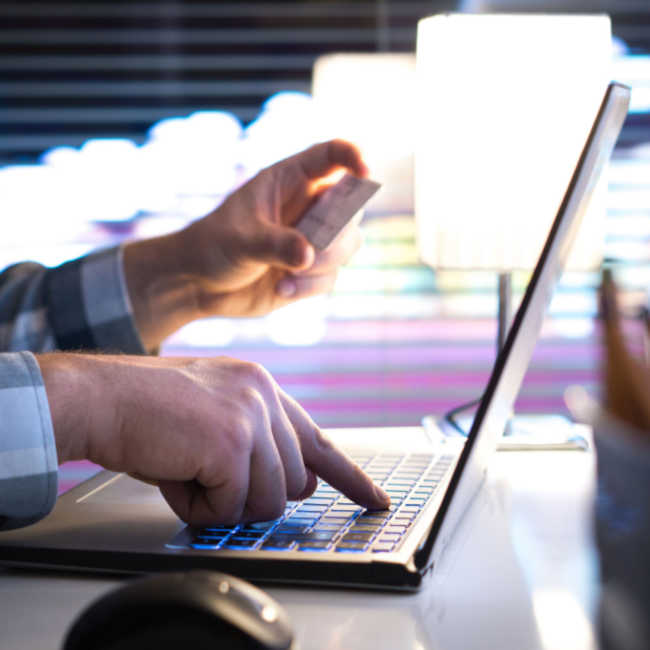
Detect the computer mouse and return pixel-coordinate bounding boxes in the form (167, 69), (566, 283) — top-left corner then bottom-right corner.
(62, 570), (296, 650)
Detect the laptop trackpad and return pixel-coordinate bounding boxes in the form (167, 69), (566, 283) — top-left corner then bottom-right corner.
(77, 473), (164, 505)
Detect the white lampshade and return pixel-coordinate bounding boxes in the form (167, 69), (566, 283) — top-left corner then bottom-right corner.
(312, 53), (417, 213)
(415, 13), (612, 271)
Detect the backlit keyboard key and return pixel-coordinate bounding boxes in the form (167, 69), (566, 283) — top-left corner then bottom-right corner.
(385, 525), (407, 535)
(353, 518), (386, 527)
(262, 537), (295, 550)
(358, 512), (391, 521)
(335, 541), (368, 552)
(392, 518), (414, 527)
(313, 523), (341, 530)
(350, 523), (382, 532)
(303, 497), (335, 505)
(298, 541), (331, 551)
(275, 525), (311, 535)
(226, 530), (264, 539)
(320, 516), (351, 525)
(405, 498), (426, 506)
(295, 505), (328, 513)
(342, 532), (375, 542)
(372, 543), (396, 553)
(283, 517), (318, 526)
(301, 531), (338, 541)
(223, 538), (258, 549)
(191, 543), (221, 550)
(330, 505), (362, 513)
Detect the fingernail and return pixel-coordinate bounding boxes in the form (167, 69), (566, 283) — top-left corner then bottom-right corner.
(276, 278), (296, 297)
(300, 244), (315, 268)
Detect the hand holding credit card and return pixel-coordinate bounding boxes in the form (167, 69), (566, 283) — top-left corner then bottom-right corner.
(295, 173), (381, 250)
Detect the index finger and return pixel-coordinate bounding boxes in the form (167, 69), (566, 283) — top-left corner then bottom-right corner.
(278, 390), (390, 510)
(292, 139), (369, 180)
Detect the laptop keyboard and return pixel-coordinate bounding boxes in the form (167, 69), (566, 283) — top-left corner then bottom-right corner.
(177, 452), (455, 555)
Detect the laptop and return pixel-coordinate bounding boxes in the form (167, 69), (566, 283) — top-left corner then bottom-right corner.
(0, 83), (630, 591)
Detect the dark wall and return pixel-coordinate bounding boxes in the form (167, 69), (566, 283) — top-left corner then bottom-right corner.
(0, 1), (454, 164)
(2, 1), (648, 165)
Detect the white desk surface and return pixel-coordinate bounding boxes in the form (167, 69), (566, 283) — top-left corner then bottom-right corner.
(0, 450), (599, 650)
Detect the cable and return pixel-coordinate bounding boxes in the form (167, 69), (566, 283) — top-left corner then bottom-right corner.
(443, 397), (482, 437)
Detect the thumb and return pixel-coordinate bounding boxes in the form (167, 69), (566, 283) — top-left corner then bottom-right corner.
(245, 223), (315, 270)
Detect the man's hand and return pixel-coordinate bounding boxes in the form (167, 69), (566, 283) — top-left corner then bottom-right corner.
(124, 140), (367, 351)
(39, 353), (389, 526)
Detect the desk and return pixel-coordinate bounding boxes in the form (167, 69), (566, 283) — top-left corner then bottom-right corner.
(0, 450), (598, 650)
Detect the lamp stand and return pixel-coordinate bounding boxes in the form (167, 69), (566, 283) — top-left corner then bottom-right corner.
(497, 271), (513, 356)
(423, 269), (588, 451)
(497, 271), (515, 437)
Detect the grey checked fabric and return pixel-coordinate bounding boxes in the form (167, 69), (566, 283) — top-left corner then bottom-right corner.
(0, 246), (145, 530)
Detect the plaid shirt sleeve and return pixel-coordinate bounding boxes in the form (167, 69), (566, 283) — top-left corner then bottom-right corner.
(0, 245), (145, 354)
(0, 246), (145, 529)
(0, 351), (58, 530)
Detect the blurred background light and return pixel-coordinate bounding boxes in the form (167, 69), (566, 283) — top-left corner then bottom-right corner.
(312, 53), (417, 214)
(240, 91), (319, 179)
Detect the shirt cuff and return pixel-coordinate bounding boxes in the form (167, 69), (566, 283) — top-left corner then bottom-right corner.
(0, 351), (58, 530)
(44, 245), (146, 354)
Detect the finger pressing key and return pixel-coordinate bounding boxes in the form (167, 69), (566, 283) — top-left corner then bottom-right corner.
(278, 390), (390, 510)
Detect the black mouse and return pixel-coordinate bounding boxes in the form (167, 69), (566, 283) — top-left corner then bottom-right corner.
(62, 570), (296, 650)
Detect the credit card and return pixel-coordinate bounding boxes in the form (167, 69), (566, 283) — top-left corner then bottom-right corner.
(296, 173), (381, 250)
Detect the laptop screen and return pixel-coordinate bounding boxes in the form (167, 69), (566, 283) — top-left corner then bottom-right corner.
(415, 82), (631, 570)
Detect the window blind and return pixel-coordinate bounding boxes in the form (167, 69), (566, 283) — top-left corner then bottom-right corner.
(0, 0), (450, 163)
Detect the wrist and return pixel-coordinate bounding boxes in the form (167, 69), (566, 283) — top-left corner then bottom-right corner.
(123, 233), (203, 351)
(38, 353), (91, 464)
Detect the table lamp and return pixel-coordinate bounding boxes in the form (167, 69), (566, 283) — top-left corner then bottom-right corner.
(415, 13), (612, 439)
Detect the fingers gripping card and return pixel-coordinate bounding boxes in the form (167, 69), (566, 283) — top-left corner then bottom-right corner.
(296, 174), (381, 250)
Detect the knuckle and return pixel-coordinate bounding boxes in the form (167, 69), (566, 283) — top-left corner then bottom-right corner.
(312, 428), (334, 454)
(223, 410), (255, 456)
(184, 357), (211, 378)
(329, 138), (348, 154)
(236, 360), (272, 389)
(232, 425), (255, 455)
(237, 384), (265, 411)
(256, 166), (276, 185)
